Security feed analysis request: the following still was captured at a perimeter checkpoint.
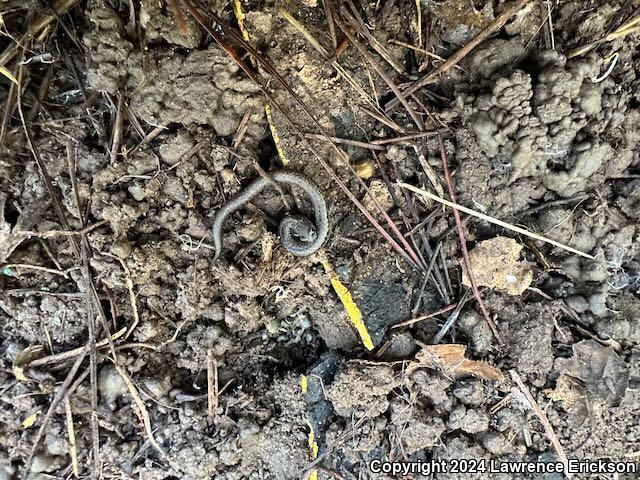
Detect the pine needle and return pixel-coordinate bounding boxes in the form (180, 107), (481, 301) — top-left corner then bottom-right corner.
(0, 64), (18, 85)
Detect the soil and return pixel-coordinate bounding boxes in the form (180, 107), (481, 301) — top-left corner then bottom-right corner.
(0, 0), (639, 479)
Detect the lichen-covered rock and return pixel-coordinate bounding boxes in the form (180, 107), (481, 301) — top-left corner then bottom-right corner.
(83, 0), (134, 93)
(140, 1), (203, 48)
(326, 362), (398, 416)
(127, 46), (262, 136)
(453, 50), (639, 215)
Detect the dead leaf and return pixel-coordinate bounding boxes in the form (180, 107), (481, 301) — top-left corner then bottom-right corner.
(0, 193), (44, 263)
(411, 344), (504, 382)
(554, 340), (629, 406)
(22, 410), (40, 429)
(461, 236), (533, 295)
(545, 374), (586, 410)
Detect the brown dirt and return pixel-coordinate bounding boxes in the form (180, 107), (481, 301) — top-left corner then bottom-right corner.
(1, 0), (639, 479)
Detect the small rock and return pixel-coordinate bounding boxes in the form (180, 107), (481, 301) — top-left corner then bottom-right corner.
(378, 332), (416, 360)
(409, 370), (451, 405)
(98, 365), (128, 409)
(492, 407), (526, 432)
(111, 237), (132, 259)
(354, 159), (374, 179)
(159, 131), (196, 166)
(390, 398), (446, 453)
(459, 309), (494, 356)
(453, 379), (485, 406)
(480, 430), (508, 454)
(362, 180), (394, 214)
(447, 405), (490, 434)
(589, 290), (608, 317)
(127, 184), (146, 201)
(565, 295), (589, 313)
(31, 454), (63, 474)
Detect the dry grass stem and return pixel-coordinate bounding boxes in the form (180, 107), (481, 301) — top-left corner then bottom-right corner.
(392, 303), (457, 329)
(398, 183), (594, 259)
(16, 220), (108, 239)
(28, 327), (127, 368)
(2, 263), (74, 278)
(115, 363), (167, 458)
(304, 133), (385, 150)
(64, 398), (80, 477)
(568, 14), (640, 58)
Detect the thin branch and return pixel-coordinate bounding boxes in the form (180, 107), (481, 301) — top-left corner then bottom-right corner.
(109, 92), (124, 163)
(510, 370), (570, 477)
(65, 398), (80, 477)
(114, 362), (168, 458)
(27, 328), (127, 368)
(16, 220), (108, 238)
(24, 348), (87, 475)
(431, 289), (472, 343)
(2, 263), (75, 278)
(392, 303), (457, 329)
(104, 253), (141, 340)
(304, 133), (386, 150)
(207, 349), (218, 417)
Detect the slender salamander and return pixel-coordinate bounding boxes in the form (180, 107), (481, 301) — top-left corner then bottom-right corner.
(212, 171), (328, 261)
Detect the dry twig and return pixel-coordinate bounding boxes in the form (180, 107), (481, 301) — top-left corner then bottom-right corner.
(510, 370), (570, 477)
(114, 362), (168, 458)
(392, 303), (457, 329)
(104, 253), (141, 340)
(207, 349), (219, 417)
(109, 93), (125, 163)
(16, 220), (108, 238)
(568, 13), (640, 58)
(64, 398), (80, 477)
(27, 328), (127, 368)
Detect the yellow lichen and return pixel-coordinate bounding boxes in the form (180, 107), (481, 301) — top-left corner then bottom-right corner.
(322, 260), (374, 351)
(265, 104), (289, 166)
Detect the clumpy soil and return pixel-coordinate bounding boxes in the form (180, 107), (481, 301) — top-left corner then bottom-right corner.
(1, 0), (639, 479)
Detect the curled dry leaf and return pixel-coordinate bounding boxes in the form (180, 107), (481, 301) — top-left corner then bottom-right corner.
(12, 345), (45, 382)
(410, 343), (504, 382)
